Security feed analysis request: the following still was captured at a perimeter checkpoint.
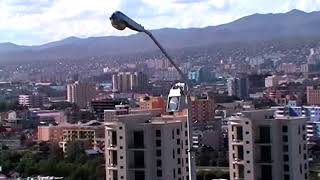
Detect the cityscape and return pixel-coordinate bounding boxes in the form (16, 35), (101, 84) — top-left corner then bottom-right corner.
(1, 1), (320, 180)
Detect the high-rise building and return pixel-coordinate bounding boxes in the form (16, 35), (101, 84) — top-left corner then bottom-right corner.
(67, 81), (96, 108)
(307, 86), (320, 105)
(265, 75), (280, 88)
(228, 109), (308, 180)
(188, 66), (211, 83)
(112, 72), (148, 92)
(227, 77), (249, 100)
(104, 109), (195, 180)
(191, 95), (215, 122)
(19, 92), (44, 108)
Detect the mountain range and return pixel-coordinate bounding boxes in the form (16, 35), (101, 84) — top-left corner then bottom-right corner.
(1, 9), (320, 62)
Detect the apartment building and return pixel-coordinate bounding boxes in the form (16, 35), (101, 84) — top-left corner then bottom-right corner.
(104, 109), (195, 180)
(228, 109), (308, 180)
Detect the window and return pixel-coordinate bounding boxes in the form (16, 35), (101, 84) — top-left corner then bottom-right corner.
(283, 155), (289, 162)
(259, 126), (271, 143)
(284, 174), (290, 180)
(299, 145), (301, 154)
(173, 149), (175, 159)
(177, 139), (180, 145)
(172, 130), (175, 139)
(157, 160), (162, 167)
(157, 170), (162, 177)
(156, 130), (161, 137)
(156, 140), (161, 147)
(178, 168), (181, 174)
(185, 131), (188, 137)
(133, 131), (144, 148)
(284, 164), (289, 172)
(177, 129), (180, 135)
(283, 145), (288, 152)
(156, 150), (162, 157)
(283, 135), (288, 142)
(282, 125), (288, 133)
(173, 169), (176, 178)
(178, 158), (181, 164)
(177, 148), (181, 154)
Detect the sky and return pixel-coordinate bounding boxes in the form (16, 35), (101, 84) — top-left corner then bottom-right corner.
(1, 0), (320, 45)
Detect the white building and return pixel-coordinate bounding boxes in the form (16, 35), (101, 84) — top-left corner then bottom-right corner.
(19, 93), (44, 108)
(265, 75), (280, 88)
(104, 109), (195, 180)
(228, 109), (308, 180)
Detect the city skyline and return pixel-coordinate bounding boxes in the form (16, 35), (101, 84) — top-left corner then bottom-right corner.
(1, 0), (320, 45)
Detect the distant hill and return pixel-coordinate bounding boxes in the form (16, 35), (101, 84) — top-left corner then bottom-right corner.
(1, 9), (320, 62)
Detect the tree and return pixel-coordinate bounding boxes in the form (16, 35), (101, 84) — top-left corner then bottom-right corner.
(65, 141), (86, 163)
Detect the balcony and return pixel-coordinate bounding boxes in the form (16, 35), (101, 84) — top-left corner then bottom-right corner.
(106, 144), (117, 150)
(233, 158), (244, 164)
(106, 163), (118, 170)
(255, 139), (272, 145)
(128, 144), (146, 150)
(231, 139), (244, 145)
(256, 159), (273, 164)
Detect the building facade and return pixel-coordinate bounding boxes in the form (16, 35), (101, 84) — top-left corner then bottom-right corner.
(19, 93), (44, 108)
(307, 86), (320, 105)
(227, 77), (249, 100)
(228, 109), (308, 180)
(104, 109), (195, 180)
(112, 72), (148, 92)
(67, 81), (96, 108)
(191, 95), (215, 122)
(38, 120), (104, 152)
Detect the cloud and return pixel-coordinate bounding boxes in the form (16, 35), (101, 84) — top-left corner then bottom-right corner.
(0, 0), (320, 45)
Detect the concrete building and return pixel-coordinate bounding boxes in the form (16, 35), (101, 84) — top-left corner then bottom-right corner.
(307, 86), (320, 105)
(265, 75), (281, 88)
(228, 109), (308, 180)
(112, 72), (148, 92)
(19, 93), (44, 108)
(67, 81), (96, 108)
(138, 96), (165, 113)
(31, 110), (66, 124)
(38, 120), (104, 152)
(227, 77), (249, 100)
(90, 98), (129, 121)
(104, 109), (195, 180)
(188, 66), (211, 83)
(191, 95), (215, 122)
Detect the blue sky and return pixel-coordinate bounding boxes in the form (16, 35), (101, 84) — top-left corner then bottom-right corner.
(0, 0), (320, 45)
